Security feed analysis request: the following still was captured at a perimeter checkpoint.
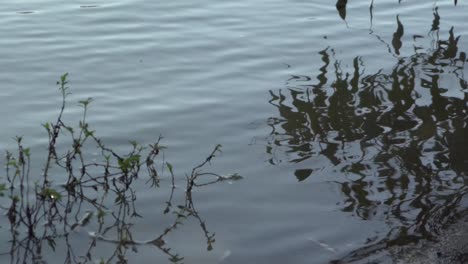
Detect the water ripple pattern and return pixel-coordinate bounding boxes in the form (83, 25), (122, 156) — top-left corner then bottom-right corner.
(0, 0), (467, 263)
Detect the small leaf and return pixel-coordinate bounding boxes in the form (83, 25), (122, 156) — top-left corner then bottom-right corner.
(41, 188), (62, 201)
(78, 97), (93, 107)
(166, 162), (173, 174)
(42, 123), (50, 130)
(60, 73), (68, 84)
(23, 148), (30, 157)
(65, 126), (74, 133)
(84, 129), (95, 137)
(0, 183), (6, 197)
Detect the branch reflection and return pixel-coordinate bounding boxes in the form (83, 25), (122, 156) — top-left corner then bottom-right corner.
(259, 18), (467, 262)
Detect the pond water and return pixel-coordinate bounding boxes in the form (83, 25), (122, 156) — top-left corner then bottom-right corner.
(0, 0), (467, 263)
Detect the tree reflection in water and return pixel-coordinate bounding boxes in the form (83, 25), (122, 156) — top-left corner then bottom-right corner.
(259, 16), (467, 262)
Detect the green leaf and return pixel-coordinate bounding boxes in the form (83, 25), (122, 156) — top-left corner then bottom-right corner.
(65, 126), (74, 133)
(60, 73), (68, 85)
(78, 97), (93, 107)
(84, 129), (95, 137)
(118, 155), (141, 171)
(42, 122), (51, 131)
(166, 162), (174, 174)
(23, 148), (30, 157)
(0, 183), (6, 197)
(41, 188), (62, 201)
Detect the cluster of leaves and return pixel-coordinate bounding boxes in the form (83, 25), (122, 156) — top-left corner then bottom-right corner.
(0, 73), (242, 264)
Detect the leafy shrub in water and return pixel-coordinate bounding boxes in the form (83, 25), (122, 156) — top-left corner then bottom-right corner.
(0, 73), (241, 264)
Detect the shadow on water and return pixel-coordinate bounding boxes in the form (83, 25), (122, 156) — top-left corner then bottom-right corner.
(257, 8), (467, 263)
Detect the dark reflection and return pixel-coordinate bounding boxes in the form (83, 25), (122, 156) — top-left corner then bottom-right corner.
(295, 169), (314, 182)
(392, 15), (404, 55)
(431, 7), (440, 32)
(336, 0), (347, 21)
(258, 19), (468, 262)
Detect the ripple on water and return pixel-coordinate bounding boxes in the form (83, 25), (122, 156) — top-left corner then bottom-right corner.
(0, 0), (467, 263)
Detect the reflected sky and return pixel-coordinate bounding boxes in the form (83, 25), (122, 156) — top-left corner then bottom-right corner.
(0, 0), (467, 263)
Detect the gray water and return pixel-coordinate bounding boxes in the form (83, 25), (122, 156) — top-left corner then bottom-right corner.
(0, 0), (467, 263)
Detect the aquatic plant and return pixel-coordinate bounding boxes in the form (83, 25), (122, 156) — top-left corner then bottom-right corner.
(0, 73), (242, 264)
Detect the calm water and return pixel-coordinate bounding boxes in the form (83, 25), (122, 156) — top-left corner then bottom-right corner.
(0, 0), (467, 263)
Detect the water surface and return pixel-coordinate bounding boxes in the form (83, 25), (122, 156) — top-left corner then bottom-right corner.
(0, 0), (467, 263)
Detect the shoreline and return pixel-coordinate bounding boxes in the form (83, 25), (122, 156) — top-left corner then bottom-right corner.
(391, 209), (468, 264)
